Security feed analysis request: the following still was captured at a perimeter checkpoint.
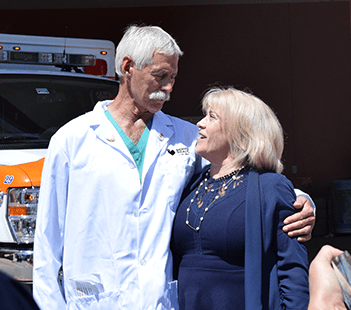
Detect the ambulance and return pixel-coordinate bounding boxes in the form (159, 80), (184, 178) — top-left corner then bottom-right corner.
(0, 33), (119, 284)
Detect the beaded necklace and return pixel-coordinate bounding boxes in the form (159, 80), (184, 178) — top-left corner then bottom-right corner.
(185, 166), (245, 231)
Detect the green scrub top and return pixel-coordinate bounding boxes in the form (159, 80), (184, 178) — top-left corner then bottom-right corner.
(105, 109), (153, 181)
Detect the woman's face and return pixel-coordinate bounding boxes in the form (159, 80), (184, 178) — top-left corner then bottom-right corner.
(196, 104), (231, 164)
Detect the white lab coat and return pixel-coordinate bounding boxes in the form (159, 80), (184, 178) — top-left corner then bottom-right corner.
(33, 101), (206, 310)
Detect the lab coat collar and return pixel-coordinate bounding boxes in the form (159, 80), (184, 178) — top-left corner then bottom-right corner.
(142, 111), (174, 175)
(88, 101), (174, 147)
(88, 100), (127, 152)
(151, 110), (174, 143)
(87, 101), (175, 178)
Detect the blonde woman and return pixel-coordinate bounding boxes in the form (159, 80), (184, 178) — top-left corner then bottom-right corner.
(172, 86), (309, 309)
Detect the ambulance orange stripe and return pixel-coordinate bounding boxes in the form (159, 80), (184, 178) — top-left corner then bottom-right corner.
(0, 158), (44, 193)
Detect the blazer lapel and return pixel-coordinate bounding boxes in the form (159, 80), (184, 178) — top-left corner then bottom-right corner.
(245, 169), (263, 310)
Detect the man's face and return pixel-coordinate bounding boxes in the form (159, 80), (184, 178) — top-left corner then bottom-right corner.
(129, 53), (178, 114)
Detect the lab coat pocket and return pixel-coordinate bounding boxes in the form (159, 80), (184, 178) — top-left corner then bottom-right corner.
(68, 289), (122, 310)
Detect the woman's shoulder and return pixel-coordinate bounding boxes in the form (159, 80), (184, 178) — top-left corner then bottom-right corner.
(256, 171), (295, 197)
(258, 171), (289, 183)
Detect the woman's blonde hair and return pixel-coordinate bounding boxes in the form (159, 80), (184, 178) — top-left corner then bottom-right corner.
(202, 86), (284, 173)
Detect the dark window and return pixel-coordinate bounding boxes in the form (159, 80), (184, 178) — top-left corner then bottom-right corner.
(0, 74), (119, 140)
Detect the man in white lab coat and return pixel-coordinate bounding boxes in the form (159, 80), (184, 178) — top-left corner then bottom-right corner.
(33, 25), (315, 310)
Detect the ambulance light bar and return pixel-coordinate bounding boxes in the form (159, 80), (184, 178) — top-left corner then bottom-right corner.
(0, 50), (96, 67)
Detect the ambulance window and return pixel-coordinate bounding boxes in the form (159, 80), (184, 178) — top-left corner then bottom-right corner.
(0, 74), (119, 138)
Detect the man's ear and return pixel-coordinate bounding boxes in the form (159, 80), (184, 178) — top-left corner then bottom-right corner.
(121, 56), (134, 76)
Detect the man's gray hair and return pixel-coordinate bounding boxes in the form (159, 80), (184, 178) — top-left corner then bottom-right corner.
(115, 25), (183, 77)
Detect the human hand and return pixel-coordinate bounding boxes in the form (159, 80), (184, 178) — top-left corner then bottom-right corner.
(308, 245), (346, 310)
(282, 196), (315, 242)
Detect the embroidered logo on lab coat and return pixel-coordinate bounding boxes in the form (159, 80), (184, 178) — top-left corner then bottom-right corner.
(167, 147), (189, 156)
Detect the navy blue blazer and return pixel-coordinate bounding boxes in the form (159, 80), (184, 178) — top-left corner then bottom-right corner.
(176, 167), (309, 309)
(245, 169), (309, 309)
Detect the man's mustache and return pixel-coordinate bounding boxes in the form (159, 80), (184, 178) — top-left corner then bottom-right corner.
(149, 90), (170, 101)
